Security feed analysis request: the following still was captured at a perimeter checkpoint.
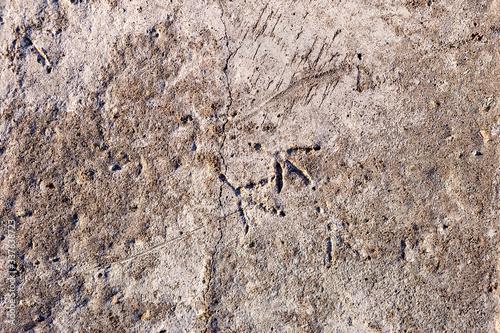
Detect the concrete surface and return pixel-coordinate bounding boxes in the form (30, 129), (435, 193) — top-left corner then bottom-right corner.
(0, 0), (499, 331)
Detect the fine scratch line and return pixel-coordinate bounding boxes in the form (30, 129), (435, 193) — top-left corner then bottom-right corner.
(232, 60), (350, 125)
(72, 209), (242, 277)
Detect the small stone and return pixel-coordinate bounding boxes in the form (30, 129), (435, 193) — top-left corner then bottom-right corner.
(140, 310), (151, 320)
(480, 130), (490, 143)
(17, 210), (31, 217)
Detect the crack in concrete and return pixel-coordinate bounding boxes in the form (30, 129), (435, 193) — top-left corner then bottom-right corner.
(202, 225), (223, 330)
(217, 0), (236, 176)
(201, 3), (236, 329)
(68, 210), (242, 279)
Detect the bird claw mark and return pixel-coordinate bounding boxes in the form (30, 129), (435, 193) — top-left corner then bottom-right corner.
(244, 177), (268, 190)
(324, 237), (333, 268)
(285, 159), (311, 185)
(257, 202), (285, 217)
(238, 201), (250, 235)
(274, 160), (284, 194)
(219, 173), (241, 196)
(286, 144), (321, 155)
(33, 41), (52, 71)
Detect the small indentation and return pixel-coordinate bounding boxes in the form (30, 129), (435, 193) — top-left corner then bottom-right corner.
(285, 160), (310, 185)
(275, 162), (283, 194)
(180, 115), (193, 124)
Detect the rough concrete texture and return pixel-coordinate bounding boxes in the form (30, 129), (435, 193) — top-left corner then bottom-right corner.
(0, 0), (499, 331)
